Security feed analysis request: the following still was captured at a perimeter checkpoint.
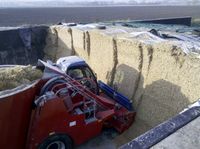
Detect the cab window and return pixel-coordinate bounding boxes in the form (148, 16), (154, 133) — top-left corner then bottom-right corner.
(68, 67), (95, 81)
(68, 68), (84, 79)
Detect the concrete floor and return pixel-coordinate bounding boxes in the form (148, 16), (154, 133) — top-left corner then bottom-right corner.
(152, 116), (200, 149)
(77, 116), (200, 149)
(76, 128), (118, 149)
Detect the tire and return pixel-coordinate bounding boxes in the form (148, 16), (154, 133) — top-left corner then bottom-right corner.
(38, 134), (73, 149)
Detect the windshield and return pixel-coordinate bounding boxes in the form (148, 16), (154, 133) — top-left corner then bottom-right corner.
(67, 66), (96, 81)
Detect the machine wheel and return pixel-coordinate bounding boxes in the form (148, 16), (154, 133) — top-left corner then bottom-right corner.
(38, 134), (73, 149)
(40, 76), (67, 96)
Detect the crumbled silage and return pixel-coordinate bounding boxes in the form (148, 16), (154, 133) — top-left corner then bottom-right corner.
(0, 65), (43, 91)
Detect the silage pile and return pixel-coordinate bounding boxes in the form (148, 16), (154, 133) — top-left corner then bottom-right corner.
(0, 65), (43, 91)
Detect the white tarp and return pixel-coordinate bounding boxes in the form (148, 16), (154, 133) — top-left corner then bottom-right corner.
(129, 31), (200, 57)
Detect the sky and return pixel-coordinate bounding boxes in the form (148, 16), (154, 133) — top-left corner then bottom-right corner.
(3, 0), (125, 1)
(0, 0), (200, 7)
(0, 0), (195, 2)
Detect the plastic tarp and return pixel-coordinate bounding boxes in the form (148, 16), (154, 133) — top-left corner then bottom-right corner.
(129, 30), (200, 57)
(19, 28), (31, 50)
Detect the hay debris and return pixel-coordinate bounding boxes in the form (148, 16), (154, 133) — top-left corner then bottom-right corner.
(0, 65), (42, 91)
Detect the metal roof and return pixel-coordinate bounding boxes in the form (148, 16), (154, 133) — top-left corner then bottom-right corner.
(56, 56), (87, 72)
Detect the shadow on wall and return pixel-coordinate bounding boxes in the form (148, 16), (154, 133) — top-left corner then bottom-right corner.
(110, 64), (144, 108)
(84, 31), (91, 57)
(114, 80), (190, 146)
(111, 64), (189, 121)
(137, 79), (189, 121)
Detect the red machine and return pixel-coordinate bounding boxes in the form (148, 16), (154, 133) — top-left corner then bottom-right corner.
(0, 56), (136, 149)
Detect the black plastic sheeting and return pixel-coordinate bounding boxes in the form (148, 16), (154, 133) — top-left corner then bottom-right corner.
(137, 17), (192, 26)
(19, 28), (32, 50)
(0, 26), (48, 65)
(120, 106), (200, 149)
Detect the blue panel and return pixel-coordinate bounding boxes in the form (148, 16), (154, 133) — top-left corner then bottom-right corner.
(98, 81), (134, 111)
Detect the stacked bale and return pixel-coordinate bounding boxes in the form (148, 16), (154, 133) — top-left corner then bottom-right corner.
(44, 26), (73, 61)
(113, 38), (142, 99)
(88, 30), (115, 83)
(71, 28), (90, 62)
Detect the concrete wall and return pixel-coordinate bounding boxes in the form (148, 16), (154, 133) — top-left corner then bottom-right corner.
(49, 25), (200, 146)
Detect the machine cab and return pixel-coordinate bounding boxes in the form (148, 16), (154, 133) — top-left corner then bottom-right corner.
(56, 56), (99, 94)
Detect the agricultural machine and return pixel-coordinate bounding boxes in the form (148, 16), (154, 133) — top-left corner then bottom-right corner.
(0, 56), (136, 149)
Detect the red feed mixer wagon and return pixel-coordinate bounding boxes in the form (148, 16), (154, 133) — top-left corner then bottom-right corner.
(0, 56), (136, 149)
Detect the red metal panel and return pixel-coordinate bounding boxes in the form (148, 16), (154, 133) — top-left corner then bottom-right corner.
(0, 81), (39, 149)
(29, 98), (102, 149)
